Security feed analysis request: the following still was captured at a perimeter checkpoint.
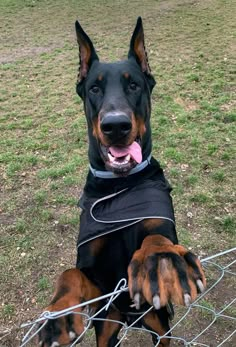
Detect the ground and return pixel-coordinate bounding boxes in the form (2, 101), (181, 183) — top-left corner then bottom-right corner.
(0, 0), (235, 346)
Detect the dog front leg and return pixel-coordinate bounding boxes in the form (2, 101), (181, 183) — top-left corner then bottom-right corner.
(38, 268), (101, 347)
(94, 306), (124, 347)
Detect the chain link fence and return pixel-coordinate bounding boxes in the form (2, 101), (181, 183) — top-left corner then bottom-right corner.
(20, 247), (236, 347)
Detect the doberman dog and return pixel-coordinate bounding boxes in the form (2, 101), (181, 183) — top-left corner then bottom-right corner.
(38, 17), (206, 347)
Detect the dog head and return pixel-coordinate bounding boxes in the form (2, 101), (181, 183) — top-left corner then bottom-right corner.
(75, 17), (156, 176)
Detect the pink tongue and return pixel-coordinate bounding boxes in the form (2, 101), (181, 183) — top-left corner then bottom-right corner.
(109, 141), (142, 164)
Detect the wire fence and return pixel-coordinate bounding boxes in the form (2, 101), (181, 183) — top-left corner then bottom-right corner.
(20, 247), (236, 347)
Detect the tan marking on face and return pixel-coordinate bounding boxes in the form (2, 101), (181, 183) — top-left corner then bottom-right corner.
(129, 114), (146, 143)
(97, 74), (103, 81)
(128, 112), (139, 144)
(92, 116), (106, 144)
(92, 118), (99, 139)
(93, 113), (111, 146)
(136, 116), (146, 138)
(123, 72), (130, 79)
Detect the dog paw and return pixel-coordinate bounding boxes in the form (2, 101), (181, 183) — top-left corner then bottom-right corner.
(37, 306), (86, 347)
(128, 236), (206, 310)
(37, 268), (101, 346)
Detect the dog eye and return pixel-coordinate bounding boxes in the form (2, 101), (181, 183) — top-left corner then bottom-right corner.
(89, 85), (101, 94)
(128, 82), (139, 91)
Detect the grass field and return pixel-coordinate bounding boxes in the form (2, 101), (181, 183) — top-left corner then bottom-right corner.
(0, 0), (235, 346)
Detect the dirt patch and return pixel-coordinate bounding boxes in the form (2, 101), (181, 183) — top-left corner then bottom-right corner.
(175, 97), (199, 111)
(220, 100), (236, 112)
(0, 44), (64, 64)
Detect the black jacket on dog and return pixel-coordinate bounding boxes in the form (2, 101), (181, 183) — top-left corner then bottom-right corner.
(77, 158), (177, 269)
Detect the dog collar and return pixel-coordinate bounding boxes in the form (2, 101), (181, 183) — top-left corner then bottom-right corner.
(89, 153), (152, 179)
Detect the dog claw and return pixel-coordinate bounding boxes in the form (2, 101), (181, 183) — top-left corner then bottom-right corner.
(133, 293), (141, 309)
(184, 293), (192, 307)
(50, 342), (60, 347)
(197, 279), (205, 293)
(69, 331), (76, 340)
(39, 342), (43, 347)
(153, 294), (161, 310)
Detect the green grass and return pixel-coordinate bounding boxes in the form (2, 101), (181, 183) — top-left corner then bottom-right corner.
(2, 304), (15, 318)
(38, 276), (51, 291)
(15, 218), (28, 233)
(0, 0), (235, 345)
(221, 216), (235, 234)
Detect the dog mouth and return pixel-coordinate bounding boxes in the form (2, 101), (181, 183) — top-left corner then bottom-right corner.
(100, 140), (142, 175)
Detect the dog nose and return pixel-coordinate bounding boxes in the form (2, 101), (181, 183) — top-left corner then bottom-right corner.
(101, 113), (132, 140)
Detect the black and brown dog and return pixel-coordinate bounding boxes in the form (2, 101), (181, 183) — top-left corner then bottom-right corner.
(38, 18), (206, 347)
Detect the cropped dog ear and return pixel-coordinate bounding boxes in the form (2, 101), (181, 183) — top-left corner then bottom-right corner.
(128, 17), (151, 75)
(128, 17), (155, 92)
(75, 20), (99, 83)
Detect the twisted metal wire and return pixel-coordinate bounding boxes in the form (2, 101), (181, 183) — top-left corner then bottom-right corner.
(20, 247), (236, 347)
